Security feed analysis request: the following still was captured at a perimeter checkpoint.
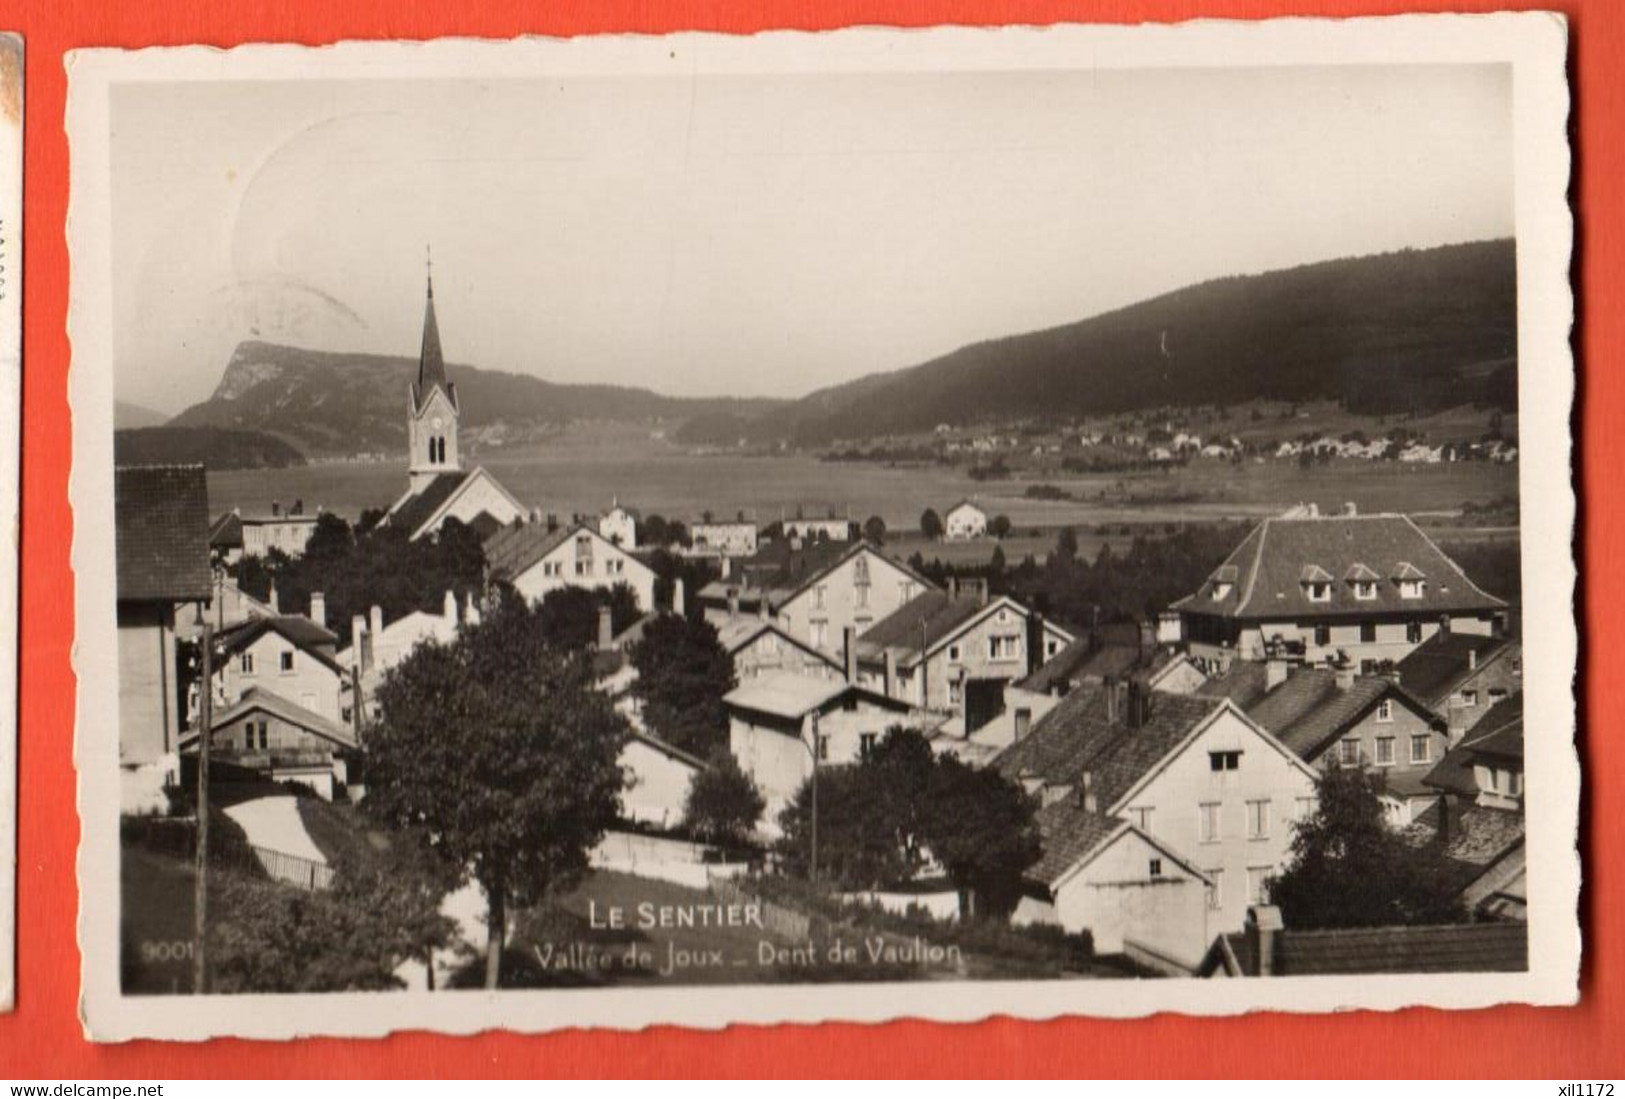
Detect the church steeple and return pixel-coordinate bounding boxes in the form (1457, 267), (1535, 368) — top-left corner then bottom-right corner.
(406, 248), (462, 494)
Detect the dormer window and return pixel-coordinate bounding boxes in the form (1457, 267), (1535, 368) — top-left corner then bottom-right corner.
(1211, 582), (1233, 601)
(1346, 562), (1380, 601)
(1300, 565), (1333, 603)
(1394, 562), (1427, 600)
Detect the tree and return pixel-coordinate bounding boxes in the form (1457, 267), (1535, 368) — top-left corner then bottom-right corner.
(863, 515), (888, 545)
(1054, 525), (1079, 563)
(365, 604), (631, 988)
(532, 583), (642, 650)
(629, 614), (736, 756)
(920, 508), (944, 540)
(917, 756), (1039, 919)
(1268, 763), (1466, 930)
(683, 749), (766, 847)
(989, 514), (1013, 540)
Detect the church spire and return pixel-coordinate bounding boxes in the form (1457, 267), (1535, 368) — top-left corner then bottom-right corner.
(414, 247), (450, 411)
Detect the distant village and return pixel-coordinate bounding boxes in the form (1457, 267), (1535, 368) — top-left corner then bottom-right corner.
(114, 273), (1528, 986)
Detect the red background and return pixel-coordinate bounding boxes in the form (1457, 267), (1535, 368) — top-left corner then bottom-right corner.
(0, 0), (1613, 1079)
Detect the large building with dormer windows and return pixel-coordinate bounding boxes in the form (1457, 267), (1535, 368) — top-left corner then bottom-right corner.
(1169, 508), (1508, 672)
(381, 266), (527, 542)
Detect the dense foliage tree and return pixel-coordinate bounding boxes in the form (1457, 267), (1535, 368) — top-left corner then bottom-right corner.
(920, 508), (944, 540)
(683, 749), (767, 847)
(532, 584), (642, 650)
(364, 603), (631, 988)
(1268, 763), (1466, 930)
(643, 547), (719, 620)
(863, 515), (888, 544)
(628, 614), (736, 756)
(989, 514), (1013, 539)
(918, 756), (1040, 918)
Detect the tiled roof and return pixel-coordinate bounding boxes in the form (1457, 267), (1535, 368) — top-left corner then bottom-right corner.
(1212, 921), (1527, 976)
(115, 465), (213, 603)
(992, 686), (1224, 810)
(855, 591), (1003, 662)
(1193, 661), (1273, 709)
(1243, 669), (1441, 762)
(1393, 633), (1513, 705)
(385, 471), (472, 538)
(724, 673), (868, 720)
(1423, 694), (1523, 796)
(215, 616), (346, 677)
(209, 511), (243, 549)
(483, 520), (574, 581)
(702, 540), (933, 609)
(191, 685), (356, 750)
(1014, 625), (1163, 693)
(1023, 800), (1123, 886)
(713, 617), (840, 668)
(1170, 514), (1505, 621)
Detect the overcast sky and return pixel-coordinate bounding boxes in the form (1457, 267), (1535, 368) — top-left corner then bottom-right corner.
(110, 64), (1512, 414)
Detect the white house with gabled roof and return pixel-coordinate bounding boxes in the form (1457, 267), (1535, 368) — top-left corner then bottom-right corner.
(943, 499), (989, 541)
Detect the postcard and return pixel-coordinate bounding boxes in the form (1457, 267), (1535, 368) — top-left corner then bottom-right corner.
(68, 16), (1576, 1040)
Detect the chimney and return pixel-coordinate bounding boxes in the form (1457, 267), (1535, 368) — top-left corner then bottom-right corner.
(1126, 679), (1147, 730)
(1334, 664), (1356, 692)
(672, 578), (686, 618)
(350, 614), (366, 661)
(443, 589), (458, 623)
(1245, 906), (1285, 977)
(464, 591), (481, 627)
(1266, 656), (1289, 693)
(309, 591), (326, 630)
(720, 557), (732, 579)
(531, 507), (544, 524)
(1438, 614), (1451, 638)
(1014, 707), (1032, 742)
(1077, 771), (1097, 814)
(947, 575), (958, 601)
(268, 583), (280, 614)
(597, 606), (613, 651)
(1027, 613), (1047, 676)
(1343, 501), (1357, 517)
(727, 590), (740, 620)
(883, 650), (897, 698)
(759, 597), (770, 623)
(546, 513), (559, 533)
(1468, 647), (1479, 672)
(1104, 676), (1119, 724)
(271, 499), (281, 517)
(842, 626), (858, 685)
(370, 605), (384, 644)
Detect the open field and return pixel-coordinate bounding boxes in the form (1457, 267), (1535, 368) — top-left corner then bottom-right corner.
(206, 423), (1519, 533)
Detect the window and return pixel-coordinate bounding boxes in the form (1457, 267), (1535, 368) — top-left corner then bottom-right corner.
(859, 732), (878, 759)
(241, 722), (254, 750)
(855, 583), (870, 608)
(1360, 621), (1377, 643)
(1406, 620), (1423, 643)
(574, 560), (590, 577)
(1399, 579), (1426, 600)
(1354, 581), (1377, 601)
(1211, 582), (1233, 601)
(1376, 699), (1394, 723)
(1205, 869), (1224, 910)
(1148, 858), (1164, 878)
(1246, 799), (1270, 840)
(814, 585), (827, 610)
(239, 653), (255, 675)
(1247, 867), (1272, 905)
(1046, 638), (1061, 657)
(1306, 582), (1331, 603)
(1410, 734), (1432, 765)
(279, 651), (295, 674)
(1295, 796), (1317, 821)
(987, 636), (1020, 662)
(1461, 689), (1479, 708)
(1130, 806), (1154, 830)
(947, 643), (962, 663)
(258, 722), (269, 751)
(1338, 738), (1361, 766)
(948, 680), (963, 705)
(1209, 750), (1241, 772)
(816, 733), (829, 762)
(543, 561), (562, 577)
(1374, 737), (1396, 766)
(1199, 802), (1221, 843)
(1314, 624), (1331, 647)
(810, 622), (828, 650)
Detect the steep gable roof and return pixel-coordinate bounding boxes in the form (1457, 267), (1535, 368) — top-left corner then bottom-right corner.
(992, 686), (1226, 810)
(1193, 660), (1273, 708)
(1394, 632), (1515, 705)
(855, 592), (1045, 665)
(411, 274), (455, 414)
(186, 685), (356, 750)
(1243, 669), (1443, 762)
(1170, 514), (1504, 620)
(386, 471), (470, 534)
(714, 617), (842, 670)
(209, 511), (243, 550)
(1024, 799), (1210, 890)
(115, 465), (213, 603)
(723, 672), (910, 722)
(484, 521), (649, 585)
(1424, 693), (1524, 796)
(215, 616), (346, 678)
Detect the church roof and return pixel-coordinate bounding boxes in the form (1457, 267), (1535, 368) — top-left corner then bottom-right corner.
(386, 471), (472, 538)
(412, 273), (455, 414)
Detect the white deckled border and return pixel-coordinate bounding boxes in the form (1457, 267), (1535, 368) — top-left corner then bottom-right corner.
(66, 14), (1577, 1042)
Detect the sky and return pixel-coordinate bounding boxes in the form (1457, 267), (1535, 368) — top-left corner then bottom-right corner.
(109, 64), (1513, 415)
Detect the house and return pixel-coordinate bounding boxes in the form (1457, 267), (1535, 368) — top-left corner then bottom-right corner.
(182, 686), (358, 801)
(1200, 904), (1527, 977)
(852, 583), (1074, 716)
(620, 729), (706, 831)
(699, 540), (935, 656)
(1419, 694), (1526, 918)
(1169, 507), (1506, 670)
(237, 502), (320, 558)
(208, 511), (244, 565)
(1203, 663), (1450, 826)
(380, 269), (527, 542)
(337, 590), (475, 723)
(597, 501), (637, 549)
(115, 465), (213, 814)
(713, 613), (844, 683)
(484, 520), (658, 613)
(210, 613), (349, 728)
(993, 681), (1319, 960)
(688, 520), (759, 558)
(1016, 622), (1202, 698)
(1394, 630), (1522, 742)
(724, 669), (921, 827)
(780, 517), (854, 542)
(943, 500), (988, 541)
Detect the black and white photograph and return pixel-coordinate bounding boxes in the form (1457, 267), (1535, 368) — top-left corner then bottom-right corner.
(68, 17), (1577, 1039)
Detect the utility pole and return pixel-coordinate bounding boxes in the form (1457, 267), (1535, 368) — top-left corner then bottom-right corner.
(193, 618), (213, 994)
(808, 711), (820, 885)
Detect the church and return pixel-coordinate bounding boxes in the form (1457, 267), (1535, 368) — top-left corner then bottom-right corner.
(381, 265), (528, 542)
